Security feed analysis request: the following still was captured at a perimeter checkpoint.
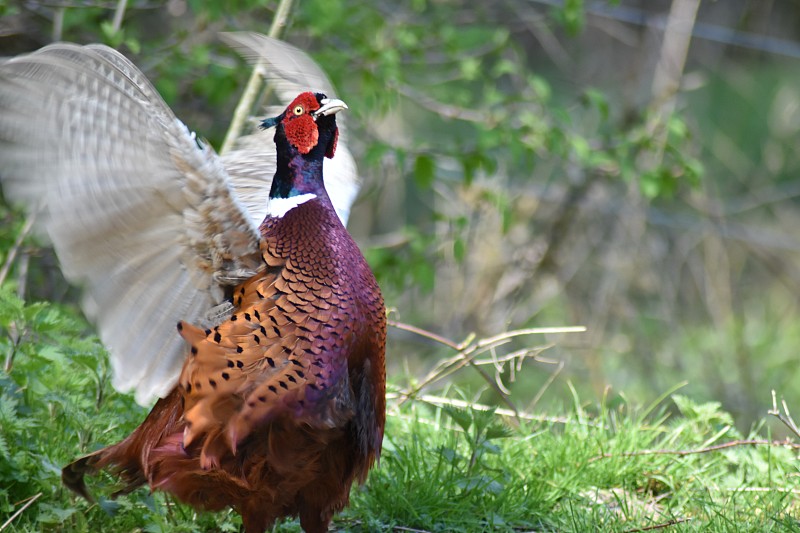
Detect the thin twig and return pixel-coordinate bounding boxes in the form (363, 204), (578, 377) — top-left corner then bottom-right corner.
(462, 352), (520, 420)
(15, 252), (29, 300)
(472, 347), (550, 368)
(0, 210), (36, 287)
(52, 8), (65, 41)
(394, 83), (493, 124)
(623, 517), (693, 533)
(111, 0), (127, 32)
(414, 345), (553, 403)
(392, 526), (433, 533)
(503, 0), (572, 71)
(220, 0), (294, 154)
(768, 389), (800, 439)
(527, 359), (564, 412)
(646, 0), (701, 162)
(723, 487), (800, 494)
(387, 393), (604, 428)
(474, 326), (586, 349)
(389, 320), (462, 350)
(390, 320), (585, 421)
(588, 439), (800, 463)
(334, 519), (432, 533)
(3, 326), (20, 373)
(0, 493), (42, 532)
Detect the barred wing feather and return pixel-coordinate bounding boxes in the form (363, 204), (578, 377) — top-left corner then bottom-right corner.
(0, 44), (262, 404)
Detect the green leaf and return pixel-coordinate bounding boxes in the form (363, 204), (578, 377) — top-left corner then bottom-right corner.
(364, 142), (388, 168)
(413, 154), (436, 189)
(453, 237), (466, 263)
(99, 21), (123, 47)
(124, 37), (141, 55)
(492, 59), (516, 78)
(530, 75), (552, 102)
(460, 57), (481, 81)
(672, 395), (734, 427)
(439, 446), (462, 464)
(555, 0), (586, 35)
(36, 503), (77, 524)
(583, 88), (609, 119)
(639, 169), (662, 199)
(154, 78), (178, 106)
(570, 135), (591, 162)
(442, 405), (473, 434)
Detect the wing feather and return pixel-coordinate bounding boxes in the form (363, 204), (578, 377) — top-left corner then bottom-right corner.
(0, 35), (361, 405)
(0, 44), (261, 404)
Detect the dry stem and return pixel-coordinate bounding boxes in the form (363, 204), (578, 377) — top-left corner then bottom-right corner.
(589, 438), (800, 463)
(389, 320), (585, 423)
(623, 517), (693, 533)
(0, 211), (36, 287)
(220, 0), (294, 154)
(768, 389), (800, 439)
(387, 392), (604, 428)
(0, 493), (42, 532)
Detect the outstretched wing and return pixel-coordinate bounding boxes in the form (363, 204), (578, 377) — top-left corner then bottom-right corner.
(221, 32), (360, 225)
(0, 43), (263, 405)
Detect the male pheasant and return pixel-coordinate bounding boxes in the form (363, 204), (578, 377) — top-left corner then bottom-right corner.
(0, 37), (385, 532)
(64, 91), (386, 533)
(0, 33), (360, 405)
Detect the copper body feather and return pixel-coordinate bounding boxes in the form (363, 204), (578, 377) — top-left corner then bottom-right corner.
(58, 90), (386, 531)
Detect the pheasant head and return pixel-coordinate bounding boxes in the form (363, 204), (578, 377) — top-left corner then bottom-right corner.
(260, 92), (346, 205)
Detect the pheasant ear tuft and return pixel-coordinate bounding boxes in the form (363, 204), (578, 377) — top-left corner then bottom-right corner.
(260, 116), (280, 130)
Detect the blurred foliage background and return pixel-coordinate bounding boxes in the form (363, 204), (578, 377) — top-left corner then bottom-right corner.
(1, 0), (799, 434)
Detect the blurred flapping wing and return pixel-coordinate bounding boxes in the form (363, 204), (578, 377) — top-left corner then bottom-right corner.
(0, 44), (263, 404)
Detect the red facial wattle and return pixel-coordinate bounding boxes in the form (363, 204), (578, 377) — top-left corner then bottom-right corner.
(326, 127), (338, 159)
(283, 114), (319, 155)
(282, 92), (322, 155)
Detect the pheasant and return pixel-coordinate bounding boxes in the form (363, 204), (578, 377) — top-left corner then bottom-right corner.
(64, 90), (386, 533)
(0, 37), (385, 532)
(0, 33), (360, 405)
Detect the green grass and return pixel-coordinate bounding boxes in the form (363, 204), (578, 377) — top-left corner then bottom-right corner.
(2, 286), (800, 532)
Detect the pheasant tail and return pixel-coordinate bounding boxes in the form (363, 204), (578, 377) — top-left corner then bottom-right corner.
(62, 390), (185, 499)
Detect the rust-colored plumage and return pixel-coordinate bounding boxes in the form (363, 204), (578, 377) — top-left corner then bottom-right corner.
(62, 92), (386, 533)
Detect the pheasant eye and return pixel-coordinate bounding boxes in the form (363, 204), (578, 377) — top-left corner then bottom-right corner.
(293, 105), (304, 116)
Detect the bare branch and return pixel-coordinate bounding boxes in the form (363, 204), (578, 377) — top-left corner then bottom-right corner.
(768, 390), (800, 439)
(52, 8), (65, 42)
(0, 493), (42, 532)
(527, 359), (565, 412)
(475, 326), (586, 349)
(111, 0), (128, 33)
(623, 517), (693, 533)
(589, 439), (800, 463)
(220, 0), (294, 154)
(389, 320), (585, 423)
(722, 487), (800, 494)
(0, 210), (36, 287)
(394, 84), (492, 124)
(388, 320), (462, 351)
(387, 393), (604, 428)
(645, 0), (701, 164)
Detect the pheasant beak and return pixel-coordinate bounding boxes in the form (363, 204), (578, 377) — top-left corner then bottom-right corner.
(312, 98), (348, 119)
